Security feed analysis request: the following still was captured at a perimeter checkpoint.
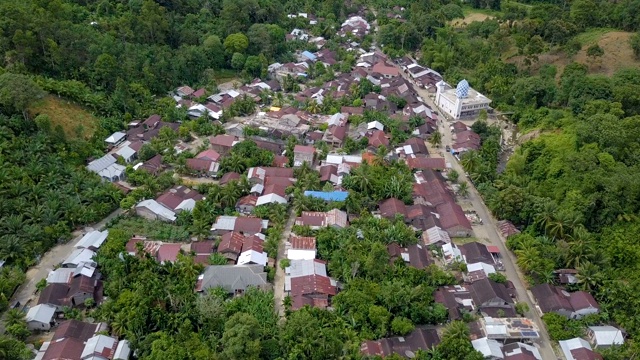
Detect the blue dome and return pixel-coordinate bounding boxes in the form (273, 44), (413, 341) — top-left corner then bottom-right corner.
(456, 79), (470, 99)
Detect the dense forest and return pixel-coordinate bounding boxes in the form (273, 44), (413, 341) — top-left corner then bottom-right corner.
(1, 0), (640, 357)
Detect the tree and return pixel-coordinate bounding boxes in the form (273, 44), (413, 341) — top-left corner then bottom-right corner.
(488, 272), (507, 283)
(630, 33), (640, 59)
(224, 33), (249, 54)
(586, 44), (604, 69)
(391, 316), (415, 335)
(231, 53), (246, 71)
(0, 73), (46, 120)
(457, 182), (470, 197)
(448, 170), (459, 183)
(515, 302), (529, 316)
(209, 252), (229, 265)
(429, 131), (442, 147)
(221, 313), (261, 360)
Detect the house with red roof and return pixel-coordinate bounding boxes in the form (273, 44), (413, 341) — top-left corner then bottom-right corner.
(209, 134), (238, 154)
(435, 201), (473, 237)
(531, 284), (600, 319)
(293, 145), (316, 167)
(367, 130), (390, 147)
(290, 274), (337, 310)
(371, 61), (399, 78)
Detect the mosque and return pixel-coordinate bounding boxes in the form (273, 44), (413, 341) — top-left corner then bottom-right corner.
(435, 79), (492, 119)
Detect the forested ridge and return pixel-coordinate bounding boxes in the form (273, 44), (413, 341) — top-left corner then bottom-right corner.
(1, 0), (640, 358)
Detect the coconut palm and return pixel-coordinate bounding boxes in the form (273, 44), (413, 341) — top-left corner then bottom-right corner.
(429, 131), (442, 147)
(457, 182), (470, 197)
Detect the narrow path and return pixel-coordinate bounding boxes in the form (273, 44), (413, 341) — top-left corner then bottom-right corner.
(273, 209), (297, 318)
(0, 208), (123, 334)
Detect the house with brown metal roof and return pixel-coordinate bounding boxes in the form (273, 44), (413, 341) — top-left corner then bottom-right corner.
(360, 328), (440, 358)
(219, 171), (241, 185)
(530, 283), (600, 319)
(190, 240), (215, 264)
(295, 209), (348, 229)
(209, 134), (238, 154)
(287, 236), (317, 260)
(290, 274), (337, 310)
(387, 243), (434, 269)
(435, 201), (473, 237)
(217, 232), (245, 262)
(38, 283), (71, 311)
(137, 154), (163, 175)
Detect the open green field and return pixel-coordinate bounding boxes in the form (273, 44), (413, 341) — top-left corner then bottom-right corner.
(28, 95), (99, 139)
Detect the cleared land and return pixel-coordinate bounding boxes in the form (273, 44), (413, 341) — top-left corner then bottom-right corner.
(450, 12), (494, 27)
(508, 30), (640, 77)
(28, 95), (99, 139)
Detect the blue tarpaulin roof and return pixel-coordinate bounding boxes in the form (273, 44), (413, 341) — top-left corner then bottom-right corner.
(301, 51), (317, 60)
(304, 191), (349, 202)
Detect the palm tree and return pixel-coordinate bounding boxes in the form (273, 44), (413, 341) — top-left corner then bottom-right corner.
(534, 200), (557, 233)
(5, 309), (26, 327)
(460, 151), (481, 174)
(275, 92), (284, 107)
(457, 182), (470, 197)
(441, 321), (470, 343)
(576, 261), (603, 292)
(429, 131), (442, 148)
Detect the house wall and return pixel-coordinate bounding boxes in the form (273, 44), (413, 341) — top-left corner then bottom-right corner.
(27, 320), (51, 331)
(287, 249), (316, 260)
(571, 307), (599, 319)
(445, 225), (472, 238)
(236, 204), (255, 214)
(136, 207), (161, 222)
(435, 93), (461, 119)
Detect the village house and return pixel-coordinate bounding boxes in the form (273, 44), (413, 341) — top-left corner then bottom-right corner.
(295, 209), (348, 229)
(135, 154), (163, 175)
(136, 186), (203, 222)
(211, 216), (269, 235)
(209, 134), (238, 154)
(186, 149), (221, 177)
(386, 243), (433, 269)
(293, 145), (316, 167)
(290, 274), (337, 310)
(587, 326), (625, 348)
(195, 264), (270, 295)
(87, 154), (126, 182)
(189, 241), (215, 264)
(530, 283), (600, 319)
(26, 304), (57, 331)
(559, 338), (603, 360)
(286, 236), (317, 260)
(360, 328), (440, 358)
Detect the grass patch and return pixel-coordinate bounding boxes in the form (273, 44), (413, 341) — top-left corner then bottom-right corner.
(28, 95), (99, 139)
(109, 216), (190, 241)
(453, 236), (486, 245)
(214, 69), (239, 83)
(461, 6), (501, 16)
(573, 28), (618, 46)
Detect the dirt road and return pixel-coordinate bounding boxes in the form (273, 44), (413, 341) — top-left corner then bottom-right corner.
(273, 210), (297, 318)
(0, 208), (123, 334)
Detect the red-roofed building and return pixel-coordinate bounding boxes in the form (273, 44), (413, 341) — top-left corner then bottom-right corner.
(219, 172), (241, 185)
(407, 157), (446, 171)
(372, 61), (399, 78)
(157, 243), (182, 263)
(196, 149), (221, 162)
(436, 201), (472, 237)
(290, 275), (337, 310)
(137, 154), (164, 175)
(209, 134), (237, 154)
(273, 155), (289, 168)
(186, 158), (220, 177)
(190, 241), (215, 264)
(368, 130), (390, 147)
(236, 195), (258, 214)
(293, 145), (316, 167)
(192, 88), (206, 98)
(218, 232), (244, 262)
(379, 198), (407, 218)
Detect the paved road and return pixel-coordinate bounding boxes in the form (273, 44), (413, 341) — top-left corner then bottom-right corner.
(0, 208), (123, 334)
(273, 209), (297, 318)
(392, 62), (558, 359)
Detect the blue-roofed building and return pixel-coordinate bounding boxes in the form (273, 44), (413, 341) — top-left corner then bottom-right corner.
(301, 51), (317, 61)
(304, 191), (349, 202)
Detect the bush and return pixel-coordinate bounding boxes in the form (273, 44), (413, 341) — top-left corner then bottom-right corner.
(391, 316), (415, 335)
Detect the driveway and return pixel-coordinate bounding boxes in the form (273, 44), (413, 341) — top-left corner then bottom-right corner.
(0, 208), (123, 334)
(273, 209), (297, 318)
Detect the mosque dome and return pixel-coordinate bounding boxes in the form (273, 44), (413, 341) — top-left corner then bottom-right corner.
(456, 79), (470, 99)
